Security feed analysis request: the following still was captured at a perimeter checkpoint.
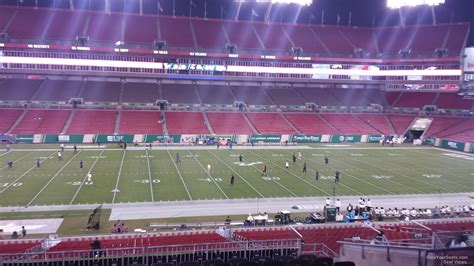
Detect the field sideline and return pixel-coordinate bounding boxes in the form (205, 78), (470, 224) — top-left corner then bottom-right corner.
(0, 145), (473, 208)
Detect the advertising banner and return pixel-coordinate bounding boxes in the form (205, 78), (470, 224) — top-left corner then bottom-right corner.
(440, 139), (465, 151)
(292, 135), (322, 143)
(95, 134), (134, 143)
(330, 135), (362, 143)
(249, 135), (282, 143)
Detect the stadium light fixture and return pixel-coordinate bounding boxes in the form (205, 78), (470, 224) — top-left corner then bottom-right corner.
(387, 0), (445, 9)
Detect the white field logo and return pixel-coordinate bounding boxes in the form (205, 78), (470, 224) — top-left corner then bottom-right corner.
(422, 174), (442, 178)
(372, 175), (392, 179)
(233, 162), (263, 166)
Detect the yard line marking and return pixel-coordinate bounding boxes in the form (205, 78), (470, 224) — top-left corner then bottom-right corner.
(166, 150), (192, 200)
(287, 154), (363, 196)
(145, 149), (154, 202)
(0, 151), (56, 194)
(112, 150), (126, 204)
(336, 150), (456, 193)
(69, 150), (104, 205)
(26, 151), (82, 206)
(250, 151), (331, 196)
(0, 151), (11, 157)
(331, 151), (426, 194)
(207, 150), (265, 198)
(409, 149), (473, 181)
(296, 151), (396, 195)
(0, 151), (35, 171)
(225, 151), (299, 197)
(368, 150), (464, 192)
(187, 150), (229, 199)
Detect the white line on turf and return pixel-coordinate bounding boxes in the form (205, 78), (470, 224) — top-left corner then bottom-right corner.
(286, 152), (363, 196)
(145, 149), (154, 202)
(0, 151), (11, 157)
(166, 150), (193, 200)
(187, 150), (229, 199)
(0, 151), (35, 171)
(112, 150), (126, 204)
(26, 151), (82, 206)
(331, 151), (427, 194)
(207, 150), (265, 198)
(69, 150), (104, 205)
(367, 150), (464, 192)
(225, 151), (299, 197)
(249, 151), (332, 196)
(409, 149), (473, 181)
(0, 151), (57, 194)
(269, 150), (396, 195)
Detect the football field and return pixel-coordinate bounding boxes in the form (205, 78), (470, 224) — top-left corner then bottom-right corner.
(0, 146), (473, 208)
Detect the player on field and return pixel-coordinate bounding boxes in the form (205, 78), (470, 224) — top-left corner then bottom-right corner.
(303, 162), (307, 173)
(176, 153), (181, 164)
(297, 152), (302, 160)
(60, 143), (64, 152)
(315, 171), (319, 180)
(7, 160), (13, 168)
(335, 170), (340, 183)
(57, 151), (62, 160)
(230, 174), (235, 185)
(36, 159), (41, 168)
(285, 161), (289, 169)
(262, 164), (267, 177)
(292, 153), (296, 163)
(6, 144), (10, 152)
(324, 156), (329, 165)
(80, 160), (83, 169)
(207, 163), (211, 173)
(238, 154), (243, 162)
(73, 145), (77, 153)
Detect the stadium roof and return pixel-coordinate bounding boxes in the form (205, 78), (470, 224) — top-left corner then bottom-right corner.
(1, 0), (473, 45)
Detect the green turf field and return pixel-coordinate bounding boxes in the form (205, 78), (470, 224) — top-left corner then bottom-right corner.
(0, 146), (473, 207)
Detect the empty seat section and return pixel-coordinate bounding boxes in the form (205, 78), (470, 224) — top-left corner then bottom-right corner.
(339, 27), (377, 55)
(320, 114), (377, 134)
(409, 25), (449, 54)
(253, 23), (291, 51)
(33, 80), (82, 101)
(0, 7), (15, 30)
(384, 91), (402, 106)
(284, 113), (339, 134)
(435, 93), (473, 110)
(7, 8), (50, 39)
(119, 111), (162, 134)
(192, 19), (228, 49)
(266, 88), (305, 105)
(424, 117), (467, 137)
(234, 228), (297, 240)
(122, 83), (159, 103)
(313, 26), (353, 54)
(44, 10), (87, 41)
(85, 13), (123, 43)
(393, 92), (437, 108)
(375, 27), (414, 55)
(0, 240), (42, 254)
(435, 119), (474, 141)
(231, 87), (273, 105)
(387, 115), (415, 134)
(224, 21), (262, 50)
(0, 109), (22, 133)
(162, 84), (200, 104)
(12, 109), (70, 134)
(66, 110), (117, 134)
(0, 79), (42, 101)
(296, 87), (344, 106)
(165, 112), (209, 134)
(355, 114), (393, 134)
(81, 81), (121, 102)
(159, 16), (194, 48)
(123, 15), (157, 44)
(445, 24), (469, 56)
(298, 225), (378, 254)
(330, 89), (383, 106)
(246, 113), (296, 134)
(206, 112), (254, 134)
(198, 85), (235, 105)
(440, 129), (474, 143)
(283, 25), (327, 53)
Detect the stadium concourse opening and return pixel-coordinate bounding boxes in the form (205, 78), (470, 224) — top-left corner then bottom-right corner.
(0, 0), (473, 265)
